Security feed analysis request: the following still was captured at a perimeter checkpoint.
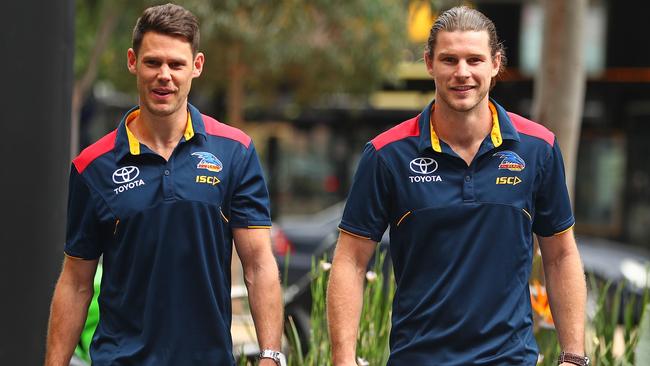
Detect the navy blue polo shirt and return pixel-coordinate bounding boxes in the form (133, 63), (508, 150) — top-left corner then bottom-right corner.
(340, 99), (574, 365)
(65, 104), (271, 366)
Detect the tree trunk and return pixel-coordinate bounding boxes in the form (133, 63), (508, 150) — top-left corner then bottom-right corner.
(226, 43), (246, 128)
(71, 2), (122, 157)
(532, 0), (587, 203)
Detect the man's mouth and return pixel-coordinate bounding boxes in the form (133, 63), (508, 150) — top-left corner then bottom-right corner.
(451, 85), (474, 91)
(152, 88), (174, 96)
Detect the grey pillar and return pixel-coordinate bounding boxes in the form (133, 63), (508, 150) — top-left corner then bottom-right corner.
(0, 0), (74, 364)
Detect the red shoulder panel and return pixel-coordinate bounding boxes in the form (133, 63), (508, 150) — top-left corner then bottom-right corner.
(507, 112), (555, 146)
(72, 130), (118, 173)
(371, 115), (421, 151)
(202, 114), (251, 148)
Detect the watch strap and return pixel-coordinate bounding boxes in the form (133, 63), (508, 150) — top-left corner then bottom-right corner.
(558, 351), (590, 366)
(259, 349), (287, 366)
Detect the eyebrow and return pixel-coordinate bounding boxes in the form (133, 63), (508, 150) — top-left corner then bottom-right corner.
(437, 52), (487, 59)
(141, 55), (188, 64)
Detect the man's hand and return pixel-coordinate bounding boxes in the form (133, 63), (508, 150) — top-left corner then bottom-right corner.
(259, 358), (279, 366)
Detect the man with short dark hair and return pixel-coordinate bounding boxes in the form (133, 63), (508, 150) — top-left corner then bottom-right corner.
(45, 4), (284, 366)
(327, 6), (587, 366)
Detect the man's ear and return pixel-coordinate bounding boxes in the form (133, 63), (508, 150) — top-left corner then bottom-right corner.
(491, 52), (501, 78)
(127, 48), (137, 75)
(192, 52), (205, 78)
(424, 51), (435, 78)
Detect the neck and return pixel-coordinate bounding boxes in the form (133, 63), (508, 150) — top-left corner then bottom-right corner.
(129, 104), (188, 160)
(432, 98), (492, 149)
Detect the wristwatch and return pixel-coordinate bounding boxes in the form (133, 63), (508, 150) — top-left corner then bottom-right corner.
(558, 351), (590, 366)
(259, 349), (287, 366)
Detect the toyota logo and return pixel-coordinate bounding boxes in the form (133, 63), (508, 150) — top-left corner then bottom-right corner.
(409, 158), (438, 174)
(112, 166), (140, 184)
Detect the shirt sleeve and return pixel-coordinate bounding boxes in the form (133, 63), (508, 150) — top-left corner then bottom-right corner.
(64, 166), (105, 259)
(229, 142), (272, 228)
(532, 138), (575, 237)
(339, 143), (391, 243)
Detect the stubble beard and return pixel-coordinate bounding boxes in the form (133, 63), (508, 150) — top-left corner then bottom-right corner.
(141, 92), (186, 118)
(437, 85), (489, 114)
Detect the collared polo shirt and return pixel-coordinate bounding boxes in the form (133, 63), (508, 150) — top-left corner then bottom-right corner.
(340, 99), (574, 366)
(65, 103), (271, 366)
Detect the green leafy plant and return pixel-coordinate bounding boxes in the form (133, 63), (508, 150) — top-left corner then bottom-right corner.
(284, 249), (394, 366)
(355, 252), (394, 365)
(634, 303), (650, 365)
(536, 274), (649, 366)
(277, 259), (650, 365)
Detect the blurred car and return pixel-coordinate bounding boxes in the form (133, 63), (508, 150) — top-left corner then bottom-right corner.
(271, 200), (650, 343)
(271, 201), (347, 287)
(271, 201), (390, 347)
(577, 235), (650, 322)
(577, 235), (650, 292)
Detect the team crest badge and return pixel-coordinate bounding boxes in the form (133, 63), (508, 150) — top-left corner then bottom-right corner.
(493, 151), (525, 171)
(192, 152), (223, 172)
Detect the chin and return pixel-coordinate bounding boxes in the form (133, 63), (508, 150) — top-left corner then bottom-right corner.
(451, 94), (487, 111)
(445, 100), (475, 112)
(145, 103), (176, 116)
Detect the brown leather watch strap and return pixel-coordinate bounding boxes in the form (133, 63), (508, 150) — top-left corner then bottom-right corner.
(557, 351), (590, 366)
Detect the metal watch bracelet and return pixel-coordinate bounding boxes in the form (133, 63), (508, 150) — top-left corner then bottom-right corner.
(259, 349), (287, 366)
(558, 351), (590, 366)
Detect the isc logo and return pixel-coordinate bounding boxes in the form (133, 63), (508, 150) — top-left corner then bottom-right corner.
(196, 175), (221, 186)
(496, 176), (522, 185)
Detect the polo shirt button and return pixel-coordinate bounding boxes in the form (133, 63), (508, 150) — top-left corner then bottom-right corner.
(164, 169), (170, 176)
(465, 175), (471, 182)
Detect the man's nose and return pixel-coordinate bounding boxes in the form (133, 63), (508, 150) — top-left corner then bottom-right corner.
(454, 61), (470, 78)
(158, 65), (172, 81)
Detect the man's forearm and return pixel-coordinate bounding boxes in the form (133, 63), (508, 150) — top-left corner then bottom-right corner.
(543, 248), (586, 354)
(45, 281), (93, 366)
(327, 254), (367, 365)
(245, 259), (283, 351)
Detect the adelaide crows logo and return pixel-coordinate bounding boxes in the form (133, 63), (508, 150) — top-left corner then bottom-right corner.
(493, 151), (525, 171)
(192, 152), (223, 172)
